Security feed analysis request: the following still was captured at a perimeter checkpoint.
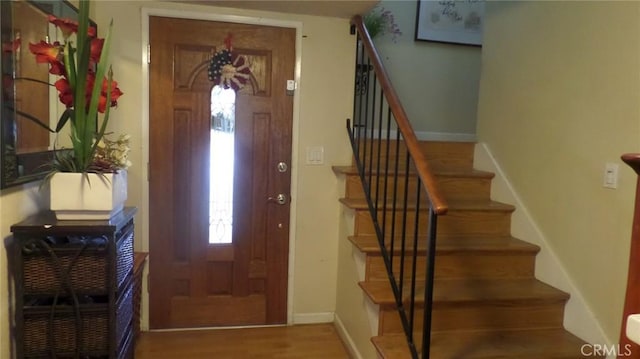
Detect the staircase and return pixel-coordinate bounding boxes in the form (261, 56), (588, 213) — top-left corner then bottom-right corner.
(334, 141), (600, 358)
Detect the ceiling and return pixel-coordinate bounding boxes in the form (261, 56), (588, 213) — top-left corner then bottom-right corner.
(179, 0), (378, 19)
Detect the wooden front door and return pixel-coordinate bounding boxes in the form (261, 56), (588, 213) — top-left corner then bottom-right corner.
(148, 16), (295, 329)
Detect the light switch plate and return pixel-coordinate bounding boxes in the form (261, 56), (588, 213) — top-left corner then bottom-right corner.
(306, 146), (324, 165)
(603, 162), (619, 189)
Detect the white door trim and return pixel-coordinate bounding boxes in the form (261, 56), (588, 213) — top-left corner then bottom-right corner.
(140, 5), (302, 329)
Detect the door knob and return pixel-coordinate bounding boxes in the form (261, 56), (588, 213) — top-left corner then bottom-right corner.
(268, 193), (287, 205)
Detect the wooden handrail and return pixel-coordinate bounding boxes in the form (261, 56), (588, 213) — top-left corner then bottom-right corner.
(620, 153), (640, 358)
(351, 15), (448, 215)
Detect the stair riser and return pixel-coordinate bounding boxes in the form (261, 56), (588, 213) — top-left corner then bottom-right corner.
(345, 174), (491, 202)
(366, 254), (536, 281)
(354, 210), (512, 237)
(438, 176), (491, 201)
(351, 140), (475, 171)
(378, 302), (566, 335)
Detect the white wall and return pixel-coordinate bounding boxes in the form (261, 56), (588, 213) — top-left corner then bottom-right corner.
(92, 0), (355, 328)
(477, 1), (640, 343)
(371, 0), (481, 137)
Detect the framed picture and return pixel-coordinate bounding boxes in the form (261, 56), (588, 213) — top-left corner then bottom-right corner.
(415, 0), (484, 46)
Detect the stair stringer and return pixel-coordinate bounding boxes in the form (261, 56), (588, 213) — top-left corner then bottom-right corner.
(334, 205), (380, 359)
(474, 142), (613, 353)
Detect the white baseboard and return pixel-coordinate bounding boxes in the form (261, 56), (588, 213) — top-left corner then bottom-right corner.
(371, 130), (476, 142)
(292, 312), (335, 324)
(473, 143), (612, 350)
(334, 313), (364, 359)
(414, 131), (476, 142)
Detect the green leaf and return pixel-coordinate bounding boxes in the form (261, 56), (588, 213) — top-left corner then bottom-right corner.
(56, 109), (73, 133)
(74, 0), (91, 170)
(14, 77), (54, 87)
(64, 42), (76, 92)
(90, 67), (113, 157)
(87, 20), (114, 157)
(8, 107), (55, 132)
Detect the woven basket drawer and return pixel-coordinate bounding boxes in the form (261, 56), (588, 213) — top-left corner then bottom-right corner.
(23, 304), (109, 357)
(117, 327), (134, 359)
(21, 229), (134, 296)
(116, 284), (134, 349)
(116, 230), (134, 288)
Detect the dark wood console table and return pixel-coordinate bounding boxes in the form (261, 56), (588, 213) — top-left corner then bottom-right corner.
(9, 207), (137, 358)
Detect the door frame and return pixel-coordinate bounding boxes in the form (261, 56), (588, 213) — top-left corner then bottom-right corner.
(139, 6), (302, 331)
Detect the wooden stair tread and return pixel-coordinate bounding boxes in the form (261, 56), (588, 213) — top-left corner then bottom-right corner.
(436, 169), (494, 179)
(340, 197), (515, 212)
(348, 235), (540, 255)
(339, 140), (476, 171)
(372, 329), (601, 359)
(360, 278), (569, 306)
(332, 165), (358, 175)
(332, 165), (494, 179)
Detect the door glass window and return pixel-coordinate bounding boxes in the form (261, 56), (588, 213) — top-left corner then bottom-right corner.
(209, 85), (235, 244)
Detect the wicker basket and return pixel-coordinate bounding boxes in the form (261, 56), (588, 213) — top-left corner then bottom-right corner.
(22, 231), (134, 296)
(23, 286), (133, 358)
(116, 232), (135, 288)
(116, 285), (134, 348)
(23, 304), (109, 357)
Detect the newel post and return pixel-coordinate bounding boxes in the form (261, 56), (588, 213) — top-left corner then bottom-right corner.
(620, 153), (640, 358)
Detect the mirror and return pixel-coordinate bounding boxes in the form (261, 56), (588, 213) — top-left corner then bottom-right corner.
(0, 0), (96, 188)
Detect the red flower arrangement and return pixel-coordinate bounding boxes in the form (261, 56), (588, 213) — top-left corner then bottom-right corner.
(28, 16), (120, 112)
(27, 0), (125, 174)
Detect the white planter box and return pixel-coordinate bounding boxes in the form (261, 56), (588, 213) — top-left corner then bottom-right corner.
(50, 171), (127, 220)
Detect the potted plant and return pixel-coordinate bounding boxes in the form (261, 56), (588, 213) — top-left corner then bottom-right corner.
(28, 0), (128, 220)
(364, 6), (402, 42)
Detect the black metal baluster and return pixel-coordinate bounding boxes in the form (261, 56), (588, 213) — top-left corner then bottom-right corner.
(369, 74), (378, 209)
(409, 177), (422, 349)
(352, 38), (360, 152)
(423, 208), (438, 359)
(376, 92), (393, 245)
(356, 38), (366, 162)
(361, 57), (372, 188)
(399, 147), (410, 300)
(389, 127), (401, 276)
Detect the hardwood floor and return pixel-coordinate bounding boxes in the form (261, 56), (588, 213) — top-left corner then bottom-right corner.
(134, 323), (351, 358)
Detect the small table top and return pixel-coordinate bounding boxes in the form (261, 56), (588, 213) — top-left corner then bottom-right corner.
(11, 207), (138, 235)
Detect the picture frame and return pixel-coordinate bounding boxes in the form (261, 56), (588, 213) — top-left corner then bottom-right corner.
(415, 0), (484, 46)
